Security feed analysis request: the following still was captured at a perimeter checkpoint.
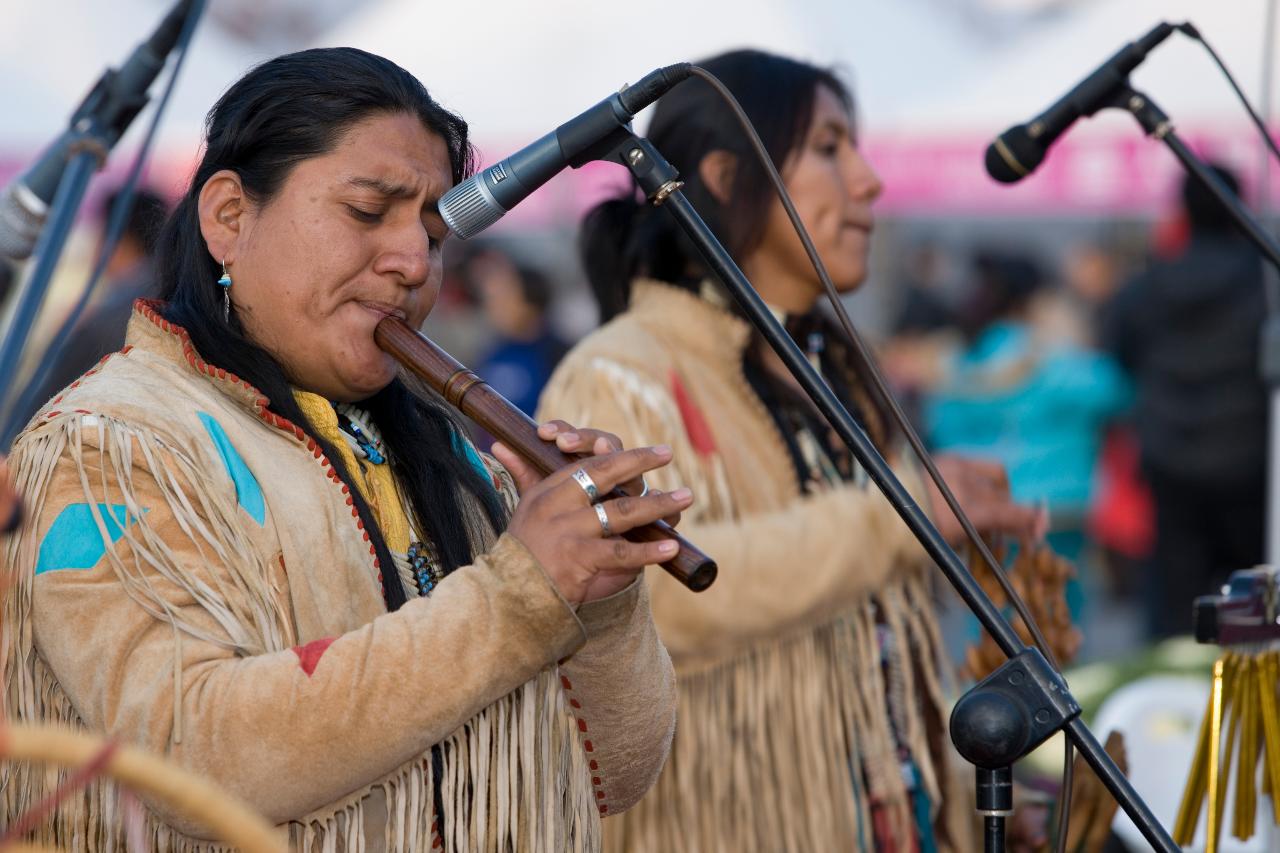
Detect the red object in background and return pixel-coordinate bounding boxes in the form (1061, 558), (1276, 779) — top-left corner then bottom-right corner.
(1088, 428), (1154, 560)
(1150, 211), (1190, 260)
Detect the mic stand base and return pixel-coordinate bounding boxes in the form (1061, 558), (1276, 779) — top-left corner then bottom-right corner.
(951, 650), (1080, 853)
(602, 129), (1179, 852)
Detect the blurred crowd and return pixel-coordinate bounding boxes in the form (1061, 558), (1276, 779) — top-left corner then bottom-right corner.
(887, 162), (1268, 645)
(419, 159), (1269, 653)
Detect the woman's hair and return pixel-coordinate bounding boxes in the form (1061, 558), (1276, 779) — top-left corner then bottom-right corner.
(580, 48), (853, 321)
(157, 47), (504, 611)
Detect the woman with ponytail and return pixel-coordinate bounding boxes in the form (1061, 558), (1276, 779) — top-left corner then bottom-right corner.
(2, 47), (677, 851)
(539, 48), (1042, 852)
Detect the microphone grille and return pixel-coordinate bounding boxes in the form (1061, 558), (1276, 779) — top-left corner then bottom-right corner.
(439, 178), (504, 241)
(0, 183), (47, 261)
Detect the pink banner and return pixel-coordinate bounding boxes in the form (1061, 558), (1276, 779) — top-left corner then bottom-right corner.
(2, 122), (1273, 231)
(861, 125), (1277, 216)
(475, 122), (1279, 229)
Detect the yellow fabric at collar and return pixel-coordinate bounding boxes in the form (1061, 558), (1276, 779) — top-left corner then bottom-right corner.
(293, 390), (412, 554)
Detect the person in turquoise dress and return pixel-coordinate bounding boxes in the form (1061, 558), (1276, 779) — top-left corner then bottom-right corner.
(925, 250), (1130, 620)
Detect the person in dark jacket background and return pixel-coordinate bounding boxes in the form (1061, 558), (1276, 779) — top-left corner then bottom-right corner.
(1104, 163), (1266, 638)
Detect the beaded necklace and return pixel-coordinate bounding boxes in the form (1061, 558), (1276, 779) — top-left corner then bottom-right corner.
(332, 402), (446, 597)
(334, 403), (385, 465)
(405, 540), (446, 597)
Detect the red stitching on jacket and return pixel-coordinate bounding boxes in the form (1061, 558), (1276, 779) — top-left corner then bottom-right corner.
(558, 676), (608, 814)
(47, 345), (124, 409)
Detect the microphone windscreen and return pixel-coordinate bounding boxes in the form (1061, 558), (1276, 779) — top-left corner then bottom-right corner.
(984, 125), (1045, 184)
(439, 177), (504, 240)
(0, 184), (46, 261)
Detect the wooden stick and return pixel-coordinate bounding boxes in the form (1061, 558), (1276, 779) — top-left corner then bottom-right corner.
(0, 723), (284, 852)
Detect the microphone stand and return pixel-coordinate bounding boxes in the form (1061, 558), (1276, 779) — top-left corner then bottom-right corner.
(0, 147), (100, 400)
(1113, 85), (1280, 272)
(604, 128), (1181, 852)
(0, 0), (201, 423)
(1113, 82), (1280, 564)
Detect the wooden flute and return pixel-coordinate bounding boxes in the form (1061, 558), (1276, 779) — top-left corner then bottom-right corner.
(374, 317), (718, 592)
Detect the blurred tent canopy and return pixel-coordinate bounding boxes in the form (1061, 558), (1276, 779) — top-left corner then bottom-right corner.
(1, 0), (1277, 216)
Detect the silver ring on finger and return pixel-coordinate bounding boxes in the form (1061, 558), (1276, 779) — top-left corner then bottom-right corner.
(594, 502), (612, 536)
(572, 467), (600, 502)
(636, 476), (650, 498)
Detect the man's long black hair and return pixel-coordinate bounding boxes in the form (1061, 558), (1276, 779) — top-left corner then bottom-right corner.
(157, 47), (506, 610)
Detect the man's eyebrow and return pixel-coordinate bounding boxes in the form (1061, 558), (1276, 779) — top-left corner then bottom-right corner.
(346, 176), (419, 199)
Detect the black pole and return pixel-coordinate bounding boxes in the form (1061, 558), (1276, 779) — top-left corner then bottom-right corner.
(978, 767), (1012, 853)
(985, 815), (1006, 853)
(0, 0), (202, 427)
(0, 151), (98, 397)
(1115, 87), (1280, 574)
(610, 134), (1180, 852)
(1117, 85), (1280, 272)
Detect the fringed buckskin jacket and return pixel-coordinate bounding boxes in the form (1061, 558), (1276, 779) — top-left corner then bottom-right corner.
(538, 281), (973, 853)
(2, 301), (676, 851)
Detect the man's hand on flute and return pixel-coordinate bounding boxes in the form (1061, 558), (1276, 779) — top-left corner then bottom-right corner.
(493, 420), (694, 605)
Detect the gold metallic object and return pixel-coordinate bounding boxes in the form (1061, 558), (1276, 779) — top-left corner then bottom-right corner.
(1179, 650), (1280, 852)
(1178, 567), (1280, 849)
(1175, 664), (1217, 843)
(1260, 652), (1280, 819)
(1234, 658), (1259, 840)
(1206, 655), (1229, 853)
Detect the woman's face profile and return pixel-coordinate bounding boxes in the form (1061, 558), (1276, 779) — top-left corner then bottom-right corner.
(212, 111), (453, 402)
(748, 84), (883, 308)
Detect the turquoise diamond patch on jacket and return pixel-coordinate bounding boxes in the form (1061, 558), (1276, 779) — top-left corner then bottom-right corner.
(35, 503), (140, 575)
(198, 412), (266, 525)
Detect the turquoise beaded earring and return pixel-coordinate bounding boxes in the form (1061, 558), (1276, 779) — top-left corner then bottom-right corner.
(217, 259), (231, 321)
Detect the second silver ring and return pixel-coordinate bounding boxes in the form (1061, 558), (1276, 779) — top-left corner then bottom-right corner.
(594, 502), (612, 536)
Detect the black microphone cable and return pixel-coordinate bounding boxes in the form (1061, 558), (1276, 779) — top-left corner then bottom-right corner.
(681, 65), (1079, 853)
(1178, 23), (1280, 168)
(1175, 21), (1280, 313)
(0, 0), (207, 447)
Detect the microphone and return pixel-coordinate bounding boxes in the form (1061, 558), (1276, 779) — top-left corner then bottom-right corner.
(0, 0), (196, 260)
(985, 21), (1177, 184)
(440, 63), (693, 239)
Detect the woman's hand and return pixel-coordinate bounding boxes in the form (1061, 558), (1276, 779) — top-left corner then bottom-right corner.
(493, 422), (694, 604)
(0, 455), (21, 535)
(924, 455), (1045, 546)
